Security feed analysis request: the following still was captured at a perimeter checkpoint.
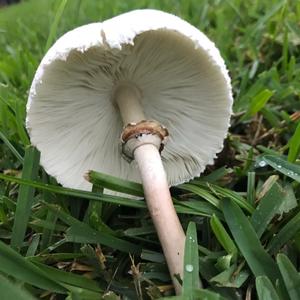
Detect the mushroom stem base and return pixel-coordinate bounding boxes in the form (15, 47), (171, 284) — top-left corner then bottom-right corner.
(134, 144), (185, 294)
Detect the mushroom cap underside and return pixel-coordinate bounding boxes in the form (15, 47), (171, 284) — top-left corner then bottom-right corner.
(26, 9), (233, 191)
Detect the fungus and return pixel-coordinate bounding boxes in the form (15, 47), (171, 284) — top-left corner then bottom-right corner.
(26, 9), (233, 294)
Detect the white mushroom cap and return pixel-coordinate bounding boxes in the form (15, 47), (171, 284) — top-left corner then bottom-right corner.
(26, 9), (233, 191)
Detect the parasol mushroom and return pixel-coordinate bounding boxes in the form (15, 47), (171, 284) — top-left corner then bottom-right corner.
(26, 9), (233, 294)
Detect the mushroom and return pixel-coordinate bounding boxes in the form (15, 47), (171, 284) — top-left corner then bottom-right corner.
(26, 9), (232, 294)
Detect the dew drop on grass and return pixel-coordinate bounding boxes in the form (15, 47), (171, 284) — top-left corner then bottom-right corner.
(258, 160), (267, 167)
(188, 236), (195, 243)
(185, 264), (194, 272)
(287, 171), (296, 176)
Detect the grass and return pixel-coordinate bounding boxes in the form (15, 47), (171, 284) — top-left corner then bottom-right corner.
(0, 0), (300, 299)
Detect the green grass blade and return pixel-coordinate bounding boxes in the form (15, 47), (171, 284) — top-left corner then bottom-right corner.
(178, 184), (220, 207)
(222, 199), (281, 284)
(207, 183), (254, 213)
(83, 184), (103, 224)
(141, 249), (165, 263)
(174, 204), (217, 216)
(210, 264), (249, 288)
(11, 146), (40, 251)
(192, 289), (227, 300)
(66, 223), (141, 254)
(0, 130), (23, 163)
(182, 222), (202, 296)
(256, 276), (280, 300)
(249, 89), (274, 115)
(0, 240), (66, 293)
(39, 238), (67, 255)
(64, 285), (102, 299)
(210, 214), (238, 261)
(40, 210), (57, 250)
(45, 203), (142, 254)
(32, 261), (102, 293)
(124, 225), (155, 237)
(247, 171), (256, 206)
(0, 173), (205, 217)
(45, 0), (68, 51)
(25, 233), (40, 257)
(0, 95), (16, 114)
(262, 155), (300, 182)
(277, 254), (300, 300)
(163, 289), (226, 300)
(251, 0), (286, 34)
(268, 210), (300, 254)
(174, 199), (223, 219)
(15, 101), (30, 146)
(257, 146), (281, 156)
(29, 253), (84, 263)
(199, 166), (231, 183)
(250, 180), (286, 238)
(242, 89), (274, 120)
(83, 199), (114, 235)
(0, 274), (36, 300)
(288, 121), (300, 162)
(0, 173), (146, 209)
(86, 170), (144, 197)
(261, 107), (281, 128)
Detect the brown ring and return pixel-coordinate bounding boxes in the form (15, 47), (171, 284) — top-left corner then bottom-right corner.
(121, 120), (169, 143)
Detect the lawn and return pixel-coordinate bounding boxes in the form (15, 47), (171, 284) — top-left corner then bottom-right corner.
(0, 0), (300, 299)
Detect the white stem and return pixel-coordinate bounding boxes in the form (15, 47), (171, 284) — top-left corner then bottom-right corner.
(114, 84), (145, 124)
(134, 144), (185, 294)
(114, 84), (185, 294)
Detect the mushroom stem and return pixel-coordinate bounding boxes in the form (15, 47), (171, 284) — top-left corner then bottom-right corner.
(134, 144), (185, 294)
(114, 84), (145, 124)
(114, 84), (185, 294)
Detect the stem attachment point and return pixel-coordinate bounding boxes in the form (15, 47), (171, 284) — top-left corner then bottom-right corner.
(120, 120), (169, 162)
